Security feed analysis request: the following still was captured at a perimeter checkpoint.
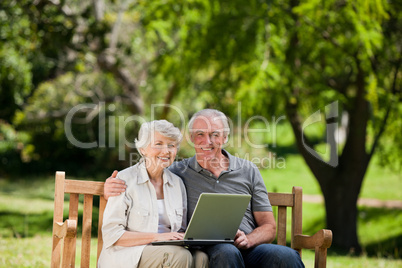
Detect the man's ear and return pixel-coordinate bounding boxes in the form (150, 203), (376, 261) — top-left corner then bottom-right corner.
(190, 133), (195, 143)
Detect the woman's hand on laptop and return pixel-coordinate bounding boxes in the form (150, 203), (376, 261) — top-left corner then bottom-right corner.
(234, 230), (251, 249)
(154, 232), (184, 242)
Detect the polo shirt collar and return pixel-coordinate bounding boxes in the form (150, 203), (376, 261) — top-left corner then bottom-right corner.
(225, 150), (241, 171)
(188, 155), (202, 172)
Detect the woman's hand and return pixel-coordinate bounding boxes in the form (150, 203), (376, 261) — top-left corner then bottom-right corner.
(114, 231), (184, 247)
(154, 232), (184, 242)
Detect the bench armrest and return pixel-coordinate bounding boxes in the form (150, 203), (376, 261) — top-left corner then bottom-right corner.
(293, 229), (332, 268)
(53, 219), (77, 239)
(293, 229), (332, 249)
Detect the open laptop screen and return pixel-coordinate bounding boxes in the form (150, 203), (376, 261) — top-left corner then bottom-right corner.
(152, 193), (251, 246)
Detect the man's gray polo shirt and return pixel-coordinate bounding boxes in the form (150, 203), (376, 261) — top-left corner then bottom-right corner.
(168, 150), (272, 235)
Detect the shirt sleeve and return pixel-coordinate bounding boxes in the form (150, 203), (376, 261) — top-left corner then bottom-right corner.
(102, 185), (131, 248)
(178, 178), (188, 232)
(250, 164), (272, 212)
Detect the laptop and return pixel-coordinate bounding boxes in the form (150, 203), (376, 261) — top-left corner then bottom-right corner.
(152, 193), (251, 246)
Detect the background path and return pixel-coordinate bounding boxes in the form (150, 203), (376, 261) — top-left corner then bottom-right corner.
(303, 195), (402, 209)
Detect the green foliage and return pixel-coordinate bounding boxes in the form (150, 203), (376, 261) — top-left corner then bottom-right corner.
(0, 121), (34, 176)
(180, 0), (402, 174)
(0, 0), (400, 181)
(376, 103), (402, 173)
(0, 41), (32, 122)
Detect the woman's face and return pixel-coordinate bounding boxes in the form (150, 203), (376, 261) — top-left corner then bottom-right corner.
(141, 131), (178, 172)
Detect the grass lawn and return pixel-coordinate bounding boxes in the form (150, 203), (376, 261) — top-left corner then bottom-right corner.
(2, 236), (401, 268)
(0, 155), (401, 267)
(261, 155), (402, 201)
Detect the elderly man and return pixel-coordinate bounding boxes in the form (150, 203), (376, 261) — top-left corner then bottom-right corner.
(104, 109), (304, 268)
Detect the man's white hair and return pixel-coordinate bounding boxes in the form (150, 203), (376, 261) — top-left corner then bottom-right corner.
(135, 120), (182, 156)
(188, 109), (230, 142)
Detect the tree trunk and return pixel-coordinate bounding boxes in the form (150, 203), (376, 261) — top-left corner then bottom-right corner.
(286, 62), (371, 252)
(321, 170), (363, 253)
(288, 102), (368, 252)
(160, 82), (178, 119)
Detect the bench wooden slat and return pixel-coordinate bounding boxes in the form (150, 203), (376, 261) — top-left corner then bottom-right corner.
(64, 193), (79, 267)
(51, 172), (65, 268)
(97, 196), (107, 266)
(81, 194), (93, 268)
(277, 206), (287, 246)
(292, 187), (303, 255)
(268, 192), (294, 207)
(65, 180), (104, 195)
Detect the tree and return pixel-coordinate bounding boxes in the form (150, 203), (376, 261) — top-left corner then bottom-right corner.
(165, 0), (401, 252)
(282, 0), (401, 252)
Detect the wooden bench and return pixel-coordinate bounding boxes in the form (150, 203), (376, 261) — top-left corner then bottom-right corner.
(51, 171), (332, 268)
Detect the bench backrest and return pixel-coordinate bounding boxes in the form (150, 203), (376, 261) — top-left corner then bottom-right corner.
(51, 172), (303, 267)
(269, 187), (303, 255)
(51, 172), (107, 268)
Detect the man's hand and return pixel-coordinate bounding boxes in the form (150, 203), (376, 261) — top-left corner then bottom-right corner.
(234, 230), (251, 249)
(104, 170), (126, 200)
(233, 212), (276, 249)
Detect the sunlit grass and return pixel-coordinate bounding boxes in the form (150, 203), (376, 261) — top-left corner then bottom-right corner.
(359, 161), (402, 200)
(0, 235), (52, 268)
(1, 234), (401, 268)
(0, 235), (100, 268)
(261, 155), (402, 201)
(261, 155), (321, 195)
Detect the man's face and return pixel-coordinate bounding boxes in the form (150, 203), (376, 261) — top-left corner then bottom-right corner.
(190, 116), (227, 161)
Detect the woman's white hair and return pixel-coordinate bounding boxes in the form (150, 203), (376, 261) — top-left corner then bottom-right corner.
(135, 120), (182, 156)
(188, 109), (230, 143)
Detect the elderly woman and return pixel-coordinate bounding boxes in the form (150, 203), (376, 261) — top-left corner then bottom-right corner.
(98, 120), (208, 268)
